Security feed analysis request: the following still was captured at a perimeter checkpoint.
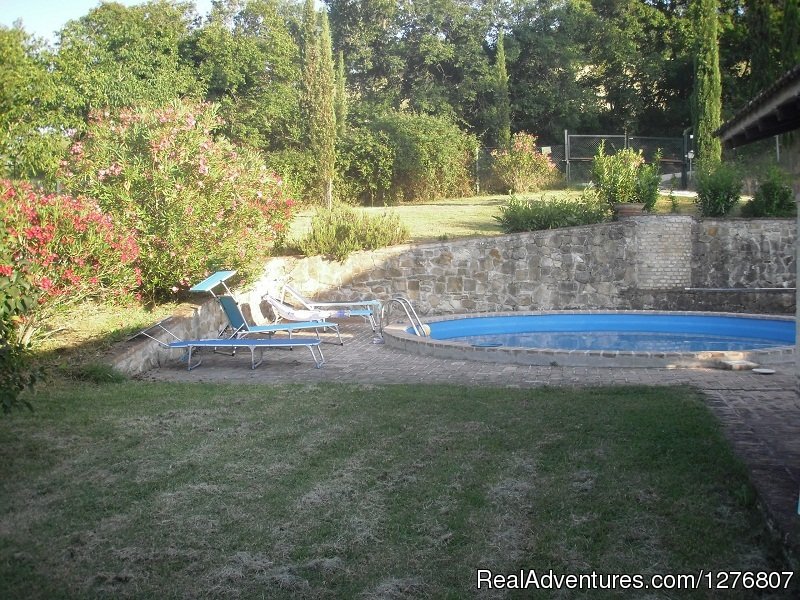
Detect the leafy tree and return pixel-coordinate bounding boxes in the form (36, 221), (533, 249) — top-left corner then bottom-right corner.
(0, 27), (66, 181)
(54, 1), (201, 123)
(315, 12), (337, 208)
(747, 0), (777, 95)
(693, 0), (723, 169)
(494, 29), (511, 151)
(187, 0), (301, 152)
(506, 2), (594, 142)
(325, 0), (400, 107)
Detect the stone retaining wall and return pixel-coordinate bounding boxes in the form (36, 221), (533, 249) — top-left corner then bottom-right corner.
(248, 215), (795, 316)
(115, 216), (796, 375)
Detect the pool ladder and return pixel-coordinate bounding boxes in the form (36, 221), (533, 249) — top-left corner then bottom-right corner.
(378, 295), (428, 339)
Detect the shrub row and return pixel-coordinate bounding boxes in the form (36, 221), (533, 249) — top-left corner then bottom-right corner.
(294, 204), (410, 261)
(495, 193), (610, 233)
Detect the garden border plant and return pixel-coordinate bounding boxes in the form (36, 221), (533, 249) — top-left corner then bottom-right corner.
(591, 142), (662, 213)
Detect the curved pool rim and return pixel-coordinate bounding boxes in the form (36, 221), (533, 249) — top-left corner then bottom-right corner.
(381, 311), (796, 369)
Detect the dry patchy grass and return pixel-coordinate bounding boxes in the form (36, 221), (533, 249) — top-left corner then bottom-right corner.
(1, 383), (795, 599)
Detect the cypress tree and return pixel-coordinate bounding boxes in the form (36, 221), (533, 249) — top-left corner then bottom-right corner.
(693, 0), (722, 170)
(495, 29), (511, 151)
(334, 49), (347, 138)
(310, 11), (336, 208)
(747, 0), (775, 95)
(782, 0), (800, 69)
(300, 0), (318, 146)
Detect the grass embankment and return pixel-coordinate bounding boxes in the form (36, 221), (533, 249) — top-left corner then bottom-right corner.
(1, 383), (794, 599)
(289, 191), (699, 243)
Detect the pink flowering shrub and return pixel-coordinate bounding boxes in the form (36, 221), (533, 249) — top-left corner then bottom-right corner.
(491, 132), (561, 193)
(61, 101), (294, 300)
(1, 179), (139, 340)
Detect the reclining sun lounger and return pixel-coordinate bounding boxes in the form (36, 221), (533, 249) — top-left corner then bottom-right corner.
(263, 294), (369, 335)
(281, 284), (380, 331)
(166, 337), (324, 370)
(189, 270), (238, 298)
(218, 295), (342, 345)
(135, 320), (325, 370)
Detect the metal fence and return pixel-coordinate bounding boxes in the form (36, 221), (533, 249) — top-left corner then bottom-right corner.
(564, 132), (686, 185)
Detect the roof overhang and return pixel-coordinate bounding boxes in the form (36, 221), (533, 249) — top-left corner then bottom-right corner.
(716, 65), (800, 148)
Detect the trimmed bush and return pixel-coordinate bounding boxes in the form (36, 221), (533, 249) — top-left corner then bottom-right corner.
(495, 193), (611, 233)
(695, 163), (742, 217)
(295, 204), (409, 260)
(61, 101), (294, 300)
(491, 133), (561, 193)
(741, 168), (795, 217)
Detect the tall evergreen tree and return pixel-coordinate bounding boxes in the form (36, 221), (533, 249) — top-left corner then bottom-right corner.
(494, 29), (511, 151)
(334, 49), (347, 138)
(300, 0), (319, 146)
(309, 11), (336, 207)
(747, 0), (775, 95)
(693, 0), (722, 169)
(781, 0), (800, 69)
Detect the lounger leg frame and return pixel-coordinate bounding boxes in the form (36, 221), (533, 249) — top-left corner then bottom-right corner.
(308, 344), (325, 368)
(185, 346), (203, 371)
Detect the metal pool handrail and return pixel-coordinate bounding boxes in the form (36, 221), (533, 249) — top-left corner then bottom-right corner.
(379, 295), (427, 337)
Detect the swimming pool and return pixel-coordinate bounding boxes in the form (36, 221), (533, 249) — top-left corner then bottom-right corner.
(382, 311), (795, 369)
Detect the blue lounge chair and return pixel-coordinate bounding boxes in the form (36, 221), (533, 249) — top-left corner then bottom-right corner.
(281, 284), (380, 331)
(189, 270), (238, 298)
(135, 320), (325, 370)
(166, 337), (324, 370)
(218, 295), (343, 345)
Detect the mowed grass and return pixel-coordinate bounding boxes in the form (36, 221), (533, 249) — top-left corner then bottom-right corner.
(1, 382), (794, 599)
(289, 191), (699, 244)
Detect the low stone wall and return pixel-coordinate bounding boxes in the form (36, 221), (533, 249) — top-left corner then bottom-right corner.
(114, 215), (796, 375)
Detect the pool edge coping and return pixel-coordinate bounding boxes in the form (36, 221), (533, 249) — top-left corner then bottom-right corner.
(381, 310), (795, 369)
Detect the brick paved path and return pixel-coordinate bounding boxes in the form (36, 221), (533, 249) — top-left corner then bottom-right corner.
(143, 321), (800, 559)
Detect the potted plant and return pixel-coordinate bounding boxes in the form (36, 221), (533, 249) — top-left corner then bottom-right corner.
(591, 142), (661, 218)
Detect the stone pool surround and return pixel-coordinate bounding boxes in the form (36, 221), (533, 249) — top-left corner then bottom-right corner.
(115, 215), (796, 375)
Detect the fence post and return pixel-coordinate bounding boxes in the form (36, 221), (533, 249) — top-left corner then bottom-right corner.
(564, 129), (570, 184)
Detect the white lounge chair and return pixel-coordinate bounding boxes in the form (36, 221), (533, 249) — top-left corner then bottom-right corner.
(281, 284), (379, 330)
(218, 295), (342, 345)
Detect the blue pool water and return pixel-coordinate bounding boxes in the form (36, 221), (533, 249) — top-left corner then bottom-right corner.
(423, 314), (795, 353)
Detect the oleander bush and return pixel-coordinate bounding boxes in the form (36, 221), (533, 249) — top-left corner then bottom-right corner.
(295, 204), (409, 260)
(495, 193), (610, 233)
(1, 179), (139, 340)
(491, 132), (561, 193)
(61, 101), (295, 300)
(0, 248), (40, 413)
(695, 162), (742, 217)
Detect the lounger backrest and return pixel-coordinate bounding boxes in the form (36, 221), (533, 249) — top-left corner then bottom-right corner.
(218, 295), (251, 333)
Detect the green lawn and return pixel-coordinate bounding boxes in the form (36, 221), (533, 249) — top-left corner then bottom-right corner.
(289, 191), (700, 244)
(1, 382), (794, 599)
